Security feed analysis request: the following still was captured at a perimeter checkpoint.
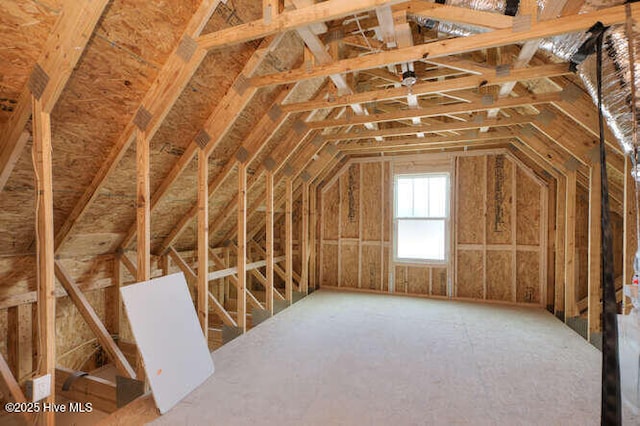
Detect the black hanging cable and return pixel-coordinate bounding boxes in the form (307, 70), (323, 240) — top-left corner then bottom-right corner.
(596, 27), (622, 426)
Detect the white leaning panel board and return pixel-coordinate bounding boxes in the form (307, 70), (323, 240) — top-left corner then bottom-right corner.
(120, 273), (214, 414)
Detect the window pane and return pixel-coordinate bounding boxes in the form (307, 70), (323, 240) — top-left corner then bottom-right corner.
(397, 219), (445, 260)
(428, 176), (447, 217)
(396, 178), (413, 217)
(413, 177), (428, 217)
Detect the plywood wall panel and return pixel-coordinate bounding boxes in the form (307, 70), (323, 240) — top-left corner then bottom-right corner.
(321, 244), (338, 287)
(486, 155), (513, 245)
(395, 265), (407, 293)
(362, 246), (382, 291)
(323, 183), (340, 240)
(516, 168), (541, 245)
(340, 164), (360, 239)
(457, 156), (485, 244)
(361, 163), (382, 241)
(406, 266), (430, 295)
(516, 251), (540, 304)
(457, 250), (483, 299)
(486, 251), (513, 302)
(340, 244), (359, 288)
(432, 267), (447, 297)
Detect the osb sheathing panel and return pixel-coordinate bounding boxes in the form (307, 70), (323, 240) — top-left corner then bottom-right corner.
(576, 186), (589, 301)
(322, 182), (340, 240)
(432, 267), (447, 296)
(0, 307), (8, 363)
(0, 138), (35, 255)
(321, 244), (338, 287)
(395, 265), (407, 293)
(516, 167), (541, 245)
(340, 244), (358, 288)
(0, 256), (36, 297)
(611, 212), (624, 279)
(207, 171), (266, 247)
(457, 156), (485, 244)
(47, 0), (200, 241)
(362, 245), (381, 291)
(406, 266), (429, 295)
(0, 0), (61, 122)
(485, 155), (513, 245)
(361, 163), (382, 241)
(516, 251), (540, 304)
(56, 288), (107, 370)
(66, 8), (290, 256)
(486, 251), (513, 302)
(153, 155), (200, 252)
(456, 250), (483, 299)
(340, 164), (359, 239)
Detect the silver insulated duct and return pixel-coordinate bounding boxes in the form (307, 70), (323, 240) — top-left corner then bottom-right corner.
(409, 0), (640, 155)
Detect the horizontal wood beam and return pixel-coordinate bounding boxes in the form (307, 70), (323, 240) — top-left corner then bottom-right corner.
(251, 3), (638, 86)
(54, 261), (136, 379)
(403, 1), (514, 30)
(280, 63), (570, 113)
(197, 0), (406, 50)
(208, 256), (286, 280)
(325, 115), (533, 141)
(339, 129), (515, 151)
(309, 91), (561, 129)
(0, 277), (113, 310)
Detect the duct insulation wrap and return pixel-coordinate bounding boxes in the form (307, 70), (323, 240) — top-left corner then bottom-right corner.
(577, 24), (640, 154)
(409, 0), (640, 154)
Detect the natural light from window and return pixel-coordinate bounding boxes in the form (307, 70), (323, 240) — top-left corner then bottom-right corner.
(395, 174), (448, 262)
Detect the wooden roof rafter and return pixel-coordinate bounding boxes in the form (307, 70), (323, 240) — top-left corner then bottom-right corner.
(249, 3), (640, 87)
(53, 0), (223, 253)
(119, 35), (293, 251)
(0, 0), (110, 192)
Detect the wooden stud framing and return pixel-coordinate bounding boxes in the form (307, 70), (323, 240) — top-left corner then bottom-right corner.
(511, 158), (518, 303)
(54, 261), (136, 379)
(197, 149), (209, 338)
(32, 96), (56, 423)
(588, 164), (602, 338)
(108, 256), (121, 337)
(301, 182), (310, 294)
(136, 129), (150, 282)
(564, 170), (578, 320)
(238, 162), (248, 331)
(0, 352), (30, 422)
(555, 175), (567, 317)
(266, 172), (275, 313)
(285, 177), (294, 301)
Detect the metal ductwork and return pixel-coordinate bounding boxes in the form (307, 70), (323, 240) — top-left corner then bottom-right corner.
(408, 0), (640, 156)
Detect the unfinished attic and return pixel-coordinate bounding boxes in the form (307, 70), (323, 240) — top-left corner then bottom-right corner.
(3, 0), (640, 424)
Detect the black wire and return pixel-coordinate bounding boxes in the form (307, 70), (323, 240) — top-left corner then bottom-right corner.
(597, 29), (622, 426)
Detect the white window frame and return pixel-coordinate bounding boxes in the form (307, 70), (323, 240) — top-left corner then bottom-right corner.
(393, 172), (450, 265)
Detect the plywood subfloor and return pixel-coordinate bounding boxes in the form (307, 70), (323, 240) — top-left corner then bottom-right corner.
(145, 289), (603, 425)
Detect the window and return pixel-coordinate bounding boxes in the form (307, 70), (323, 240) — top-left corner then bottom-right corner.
(394, 173), (449, 262)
